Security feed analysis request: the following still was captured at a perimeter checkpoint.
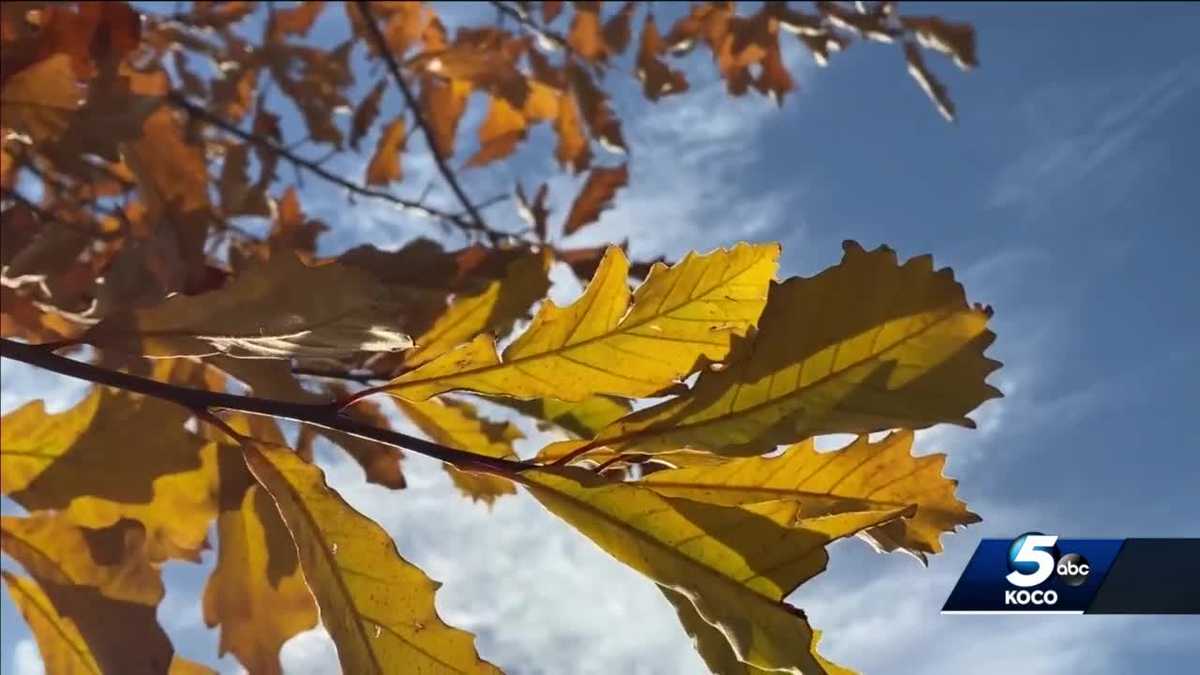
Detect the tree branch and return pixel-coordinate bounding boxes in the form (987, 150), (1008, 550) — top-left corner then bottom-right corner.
(355, 1), (498, 245)
(0, 338), (530, 475)
(489, 1), (573, 55)
(165, 92), (492, 241)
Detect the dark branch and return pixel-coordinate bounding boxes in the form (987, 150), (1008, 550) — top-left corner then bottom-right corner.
(0, 338), (530, 475)
(355, 1), (498, 245)
(165, 92), (490, 240)
(489, 1), (573, 54)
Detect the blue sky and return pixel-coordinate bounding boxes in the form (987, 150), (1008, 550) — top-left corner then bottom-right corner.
(3, 2), (1199, 673)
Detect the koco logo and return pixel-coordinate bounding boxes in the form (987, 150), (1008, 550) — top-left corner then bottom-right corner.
(1003, 533), (1091, 606)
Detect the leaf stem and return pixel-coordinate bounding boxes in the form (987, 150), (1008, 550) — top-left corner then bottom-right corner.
(0, 338), (532, 475)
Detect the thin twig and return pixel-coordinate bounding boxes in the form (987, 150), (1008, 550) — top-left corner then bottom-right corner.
(355, 1), (499, 245)
(0, 338), (532, 475)
(165, 92), (489, 240)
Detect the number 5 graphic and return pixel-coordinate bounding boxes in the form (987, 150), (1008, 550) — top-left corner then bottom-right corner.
(1006, 534), (1059, 588)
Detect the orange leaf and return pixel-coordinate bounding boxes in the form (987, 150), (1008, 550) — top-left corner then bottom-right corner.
(563, 165), (628, 236)
(365, 117), (407, 185)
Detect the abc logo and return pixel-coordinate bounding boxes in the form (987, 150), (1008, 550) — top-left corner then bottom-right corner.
(1003, 533), (1091, 605)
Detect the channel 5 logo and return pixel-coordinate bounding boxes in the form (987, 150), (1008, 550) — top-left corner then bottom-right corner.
(1003, 532), (1090, 606)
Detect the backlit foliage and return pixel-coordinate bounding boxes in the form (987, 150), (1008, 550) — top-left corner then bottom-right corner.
(1, 2), (991, 673)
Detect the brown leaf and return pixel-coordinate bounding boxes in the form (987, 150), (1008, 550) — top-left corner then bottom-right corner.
(515, 182), (551, 241)
(419, 74), (472, 158)
(554, 86), (592, 172)
(271, 1), (326, 39)
(563, 164), (628, 236)
(636, 14), (689, 101)
(349, 79), (386, 150)
(268, 187), (327, 259)
(468, 96), (527, 168)
(568, 4), (606, 62)
(904, 42), (955, 121)
(543, 1), (565, 24)
(365, 116), (407, 185)
(316, 384), (407, 490)
(604, 2), (637, 55)
(566, 62), (626, 153)
(902, 15), (978, 70)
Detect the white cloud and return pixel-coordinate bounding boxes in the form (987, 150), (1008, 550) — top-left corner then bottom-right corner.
(13, 639), (44, 675)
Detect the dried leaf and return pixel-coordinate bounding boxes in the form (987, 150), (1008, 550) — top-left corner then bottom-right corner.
(243, 443), (501, 674)
(365, 116), (407, 185)
(385, 243), (778, 401)
(0, 54), (83, 145)
(349, 79), (387, 150)
(563, 164), (628, 236)
(515, 182), (550, 241)
(636, 14), (689, 101)
(271, 1), (326, 39)
(314, 384), (407, 490)
(902, 16), (978, 70)
(84, 253), (415, 359)
(904, 42), (956, 121)
(419, 75), (472, 158)
(589, 242), (1001, 456)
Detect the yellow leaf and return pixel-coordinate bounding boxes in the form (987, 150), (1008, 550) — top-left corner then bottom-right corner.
(84, 253), (415, 359)
(489, 394), (631, 439)
(203, 448), (318, 675)
(365, 116), (406, 185)
(521, 467), (905, 672)
(396, 397), (520, 507)
(641, 431), (979, 560)
(243, 444), (501, 674)
(404, 250), (551, 367)
(2, 571), (176, 675)
(661, 587), (853, 675)
(0, 514), (162, 606)
(0, 389), (217, 561)
(589, 242), (1001, 456)
(0, 55), (83, 145)
(386, 243), (778, 401)
(2, 572), (102, 675)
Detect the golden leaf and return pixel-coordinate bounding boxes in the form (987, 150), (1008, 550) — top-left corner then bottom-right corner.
(385, 243), (778, 401)
(1, 514), (163, 606)
(641, 431), (979, 560)
(563, 164), (628, 236)
(0, 389), (218, 561)
(419, 75), (472, 158)
(243, 443), (501, 674)
(203, 448), (318, 675)
(589, 242), (1001, 456)
(84, 253), (415, 359)
(365, 116), (407, 185)
(1, 54), (83, 145)
(396, 397), (520, 506)
(2, 572), (103, 675)
(404, 249), (551, 367)
(489, 394), (631, 439)
(521, 467), (905, 673)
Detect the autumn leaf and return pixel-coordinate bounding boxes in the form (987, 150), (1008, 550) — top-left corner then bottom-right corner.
(2, 573), (103, 675)
(554, 85), (592, 172)
(468, 95), (527, 168)
(636, 14), (689, 101)
(365, 116), (407, 185)
(566, 62), (626, 153)
(489, 394), (631, 439)
(271, 1), (326, 39)
(0, 389), (218, 561)
(1, 515), (162, 606)
(243, 443), (501, 674)
(585, 242), (1001, 457)
(396, 397), (519, 506)
(522, 467), (905, 673)
(307, 383), (408, 490)
(640, 430), (980, 560)
(563, 164), (628, 236)
(403, 249), (550, 367)
(904, 42), (956, 121)
(515, 181), (551, 241)
(419, 74), (472, 158)
(349, 79), (386, 150)
(84, 253), (415, 358)
(385, 243), (778, 401)
(0, 54), (83, 145)
(203, 447), (318, 675)
(902, 16), (978, 70)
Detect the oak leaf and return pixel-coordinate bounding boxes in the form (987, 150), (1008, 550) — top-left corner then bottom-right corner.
(84, 253), (415, 359)
(563, 164), (628, 236)
(365, 116), (407, 185)
(522, 467), (905, 673)
(243, 443), (501, 674)
(385, 243), (778, 401)
(586, 242), (1001, 456)
(640, 430), (980, 560)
